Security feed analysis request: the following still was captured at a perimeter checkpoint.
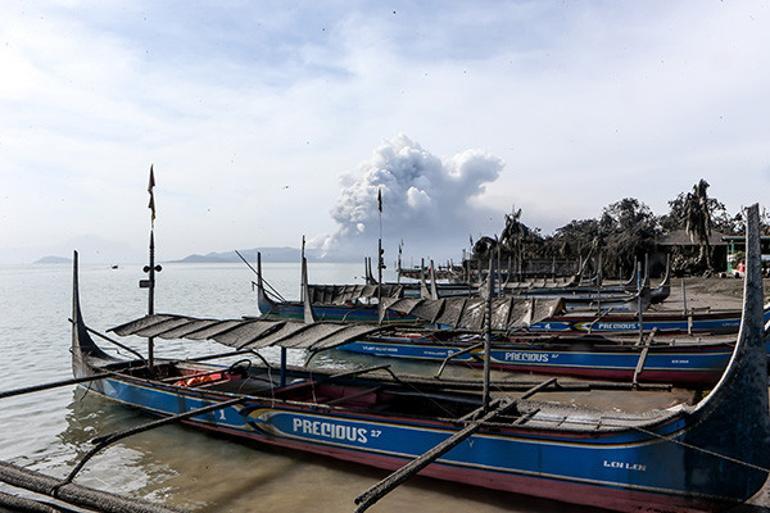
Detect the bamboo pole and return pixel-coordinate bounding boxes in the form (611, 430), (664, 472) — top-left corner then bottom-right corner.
(353, 378), (556, 513)
(482, 257), (494, 412)
(434, 342), (484, 379)
(0, 490), (65, 513)
(0, 462), (184, 513)
(62, 397), (244, 485)
(0, 372), (111, 400)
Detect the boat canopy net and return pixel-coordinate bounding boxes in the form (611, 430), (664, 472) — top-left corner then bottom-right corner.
(502, 276), (579, 291)
(306, 284), (403, 304)
(109, 314), (387, 352)
(379, 296), (564, 331)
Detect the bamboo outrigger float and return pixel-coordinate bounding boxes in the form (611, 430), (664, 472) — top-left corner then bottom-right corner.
(65, 205), (770, 512)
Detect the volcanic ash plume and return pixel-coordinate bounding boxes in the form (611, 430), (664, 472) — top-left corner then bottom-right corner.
(317, 134), (504, 258)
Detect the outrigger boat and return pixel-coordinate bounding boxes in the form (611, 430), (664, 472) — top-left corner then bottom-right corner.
(386, 255), (671, 307)
(69, 205), (770, 513)
(256, 253), (418, 324)
(507, 271), (670, 307)
(338, 329), (770, 386)
(502, 257), (671, 308)
(527, 305), (770, 334)
(261, 259), (659, 325)
(364, 257), (478, 298)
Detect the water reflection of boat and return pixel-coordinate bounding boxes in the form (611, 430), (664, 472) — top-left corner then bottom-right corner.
(69, 206), (770, 513)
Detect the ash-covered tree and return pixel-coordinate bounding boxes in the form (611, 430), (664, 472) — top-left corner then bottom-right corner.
(684, 179), (714, 272)
(550, 219), (601, 258)
(599, 198), (661, 279)
(661, 184), (741, 235)
(500, 207), (524, 253)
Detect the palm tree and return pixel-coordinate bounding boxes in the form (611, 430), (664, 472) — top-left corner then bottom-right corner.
(684, 179), (713, 272)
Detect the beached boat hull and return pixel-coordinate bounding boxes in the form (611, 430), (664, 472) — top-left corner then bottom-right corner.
(73, 373), (762, 513)
(337, 338), (769, 385)
(71, 312), (770, 513)
(528, 308), (770, 334)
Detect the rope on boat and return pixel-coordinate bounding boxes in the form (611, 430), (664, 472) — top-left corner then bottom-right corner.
(68, 319), (147, 364)
(466, 413), (770, 475)
(378, 366), (458, 418)
(235, 249), (287, 301)
(630, 425), (770, 475)
(0, 490), (67, 513)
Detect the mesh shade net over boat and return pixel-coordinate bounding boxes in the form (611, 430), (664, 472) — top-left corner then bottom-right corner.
(109, 314), (387, 352)
(379, 296), (563, 331)
(306, 284), (403, 305)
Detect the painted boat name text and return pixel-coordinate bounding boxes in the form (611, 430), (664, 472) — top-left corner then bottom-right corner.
(292, 418), (369, 443)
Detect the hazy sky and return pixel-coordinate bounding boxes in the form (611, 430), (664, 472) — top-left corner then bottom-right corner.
(1, 1), (769, 262)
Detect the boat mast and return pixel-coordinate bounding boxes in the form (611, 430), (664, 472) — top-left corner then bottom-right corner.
(140, 165), (162, 369)
(397, 240), (402, 285)
(300, 235), (306, 302)
(377, 188), (383, 307)
(637, 259), (644, 343)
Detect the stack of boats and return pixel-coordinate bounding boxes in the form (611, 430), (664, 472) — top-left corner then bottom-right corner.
(4, 206), (770, 513)
(257, 247), (769, 388)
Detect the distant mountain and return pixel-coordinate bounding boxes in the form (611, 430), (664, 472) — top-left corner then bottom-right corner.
(33, 255), (73, 264)
(1, 234), (143, 265)
(171, 247), (328, 263)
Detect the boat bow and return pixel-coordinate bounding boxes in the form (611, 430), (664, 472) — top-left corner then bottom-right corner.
(71, 251), (113, 378)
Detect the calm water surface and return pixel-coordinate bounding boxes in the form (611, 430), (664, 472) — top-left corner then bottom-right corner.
(0, 262), (766, 512)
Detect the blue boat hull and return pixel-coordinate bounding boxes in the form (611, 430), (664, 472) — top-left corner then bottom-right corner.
(68, 203), (770, 513)
(78, 374), (766, 512)
(257, 290), (417, 324)
(337, 339), (770, 385)
(528, 308), (770, 334)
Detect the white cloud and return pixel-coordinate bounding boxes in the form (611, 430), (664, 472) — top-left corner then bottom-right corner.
(317, 134), (503, 258)
(1, 1), (769, 262)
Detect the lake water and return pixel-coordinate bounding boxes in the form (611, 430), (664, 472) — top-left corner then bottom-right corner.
(0, 261), (767, 512)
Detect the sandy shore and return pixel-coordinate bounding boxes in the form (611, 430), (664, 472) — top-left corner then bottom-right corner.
(651, 276), (770, 311)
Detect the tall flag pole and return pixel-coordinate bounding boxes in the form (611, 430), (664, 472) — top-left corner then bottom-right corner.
(141, 164), (162, 368)
(148, 165), (156, 227)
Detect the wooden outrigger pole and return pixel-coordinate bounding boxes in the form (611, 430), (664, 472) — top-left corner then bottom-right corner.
(0, 462), (184, 513)
(353, 378), (558, 513)
(61, 397), (244, 487)
(0, 372), (112, 400)
(482, 256), (493, 412)
(353, 257), (508, 512)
